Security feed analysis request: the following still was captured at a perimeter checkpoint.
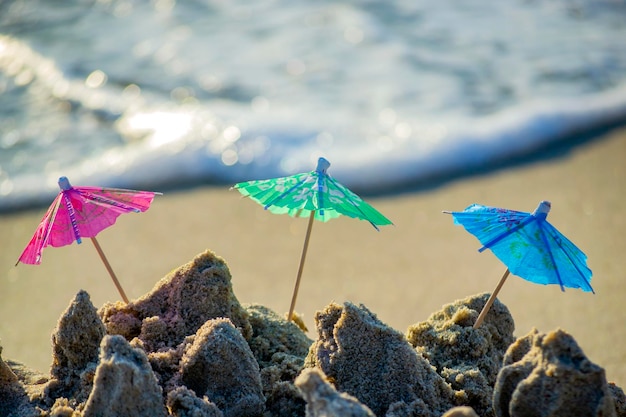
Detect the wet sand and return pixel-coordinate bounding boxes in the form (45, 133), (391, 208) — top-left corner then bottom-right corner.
(1, 126), (625, 387)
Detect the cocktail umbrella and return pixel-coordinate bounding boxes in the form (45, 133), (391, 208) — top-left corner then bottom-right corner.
(445, 200), (593, 328)
(233, 157), (393, 321)
(16, 176), (160, 303)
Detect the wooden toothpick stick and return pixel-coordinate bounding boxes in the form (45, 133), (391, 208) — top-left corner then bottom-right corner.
(287, 211), (315, 322)
(473, 268), (510, 328)
(90, 236), (130, 304)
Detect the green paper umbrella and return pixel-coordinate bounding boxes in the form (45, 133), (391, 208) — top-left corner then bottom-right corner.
(233, 157), (393, 321)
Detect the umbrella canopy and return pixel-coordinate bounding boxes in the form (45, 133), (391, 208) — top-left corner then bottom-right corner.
(17, 176), (160, 302)
(233, 157), (392, 229)
(445, 200), (593, 328)
(447, 200), (593, 292)
(233, 157), (392, 321)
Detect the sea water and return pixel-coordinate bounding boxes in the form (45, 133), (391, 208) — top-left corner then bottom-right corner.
(1, 0), (625, 210)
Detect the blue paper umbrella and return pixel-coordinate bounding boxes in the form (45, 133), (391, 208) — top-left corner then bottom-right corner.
(445, 200), (593, 327)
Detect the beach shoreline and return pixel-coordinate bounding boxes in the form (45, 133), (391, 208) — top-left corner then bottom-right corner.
(1, 127), (625, 389)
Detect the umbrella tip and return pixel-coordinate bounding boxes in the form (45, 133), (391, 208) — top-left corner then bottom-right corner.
(532, 200), (551, 218)
(58, 176), (72, 190)
(316, 157), (330, 173)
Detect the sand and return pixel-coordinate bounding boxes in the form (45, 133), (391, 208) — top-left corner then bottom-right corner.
(0, 126), (625, 391)
(1, 253), (621, 416)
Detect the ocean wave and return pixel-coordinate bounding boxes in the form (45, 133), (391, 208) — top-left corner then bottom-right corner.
(1, 0), (626, 211)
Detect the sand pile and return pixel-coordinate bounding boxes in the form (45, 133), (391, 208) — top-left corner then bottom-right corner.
(1, 250), (624, 417)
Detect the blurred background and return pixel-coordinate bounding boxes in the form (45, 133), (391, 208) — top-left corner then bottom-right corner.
(1, 0), (626, 209)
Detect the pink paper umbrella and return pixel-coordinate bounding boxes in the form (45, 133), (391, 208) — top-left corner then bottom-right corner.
(16, 176), (160, 303)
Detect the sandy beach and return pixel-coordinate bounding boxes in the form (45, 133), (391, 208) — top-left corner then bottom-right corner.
(1, 126), (625, 391)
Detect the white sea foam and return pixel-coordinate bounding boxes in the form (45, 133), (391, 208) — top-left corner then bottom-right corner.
(1, 0), (625, 210)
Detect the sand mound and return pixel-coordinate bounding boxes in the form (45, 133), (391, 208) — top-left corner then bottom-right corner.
(0, 250), (623, 417)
